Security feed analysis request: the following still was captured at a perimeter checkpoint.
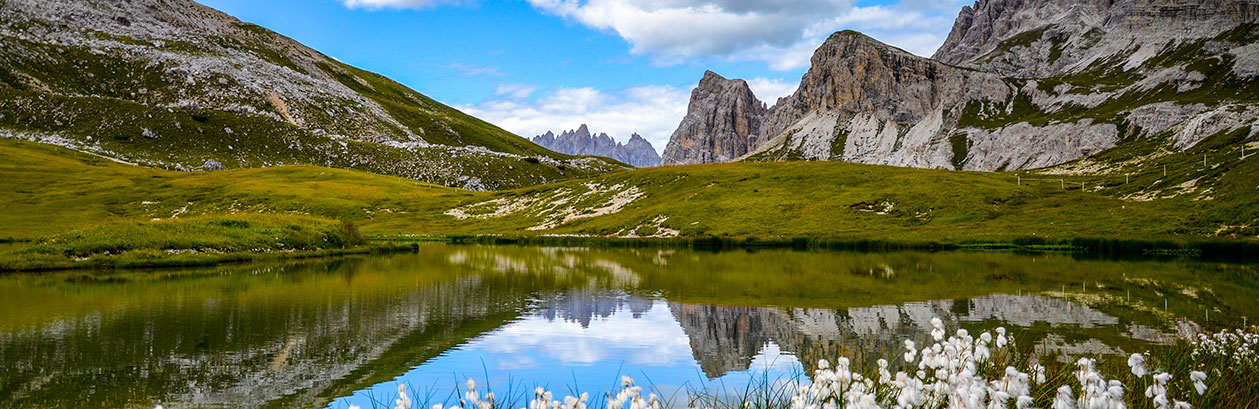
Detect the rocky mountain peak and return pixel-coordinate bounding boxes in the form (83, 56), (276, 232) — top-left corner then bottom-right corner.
(756, 29), (1006, 150)
(660, 71), (768, 165)
(933, 0), (1259, 77)
(532, 125), (661, 168)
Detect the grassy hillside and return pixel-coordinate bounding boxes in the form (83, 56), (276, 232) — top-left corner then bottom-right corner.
(0, 1), (624, 190)
(3, 135), (1255, 256)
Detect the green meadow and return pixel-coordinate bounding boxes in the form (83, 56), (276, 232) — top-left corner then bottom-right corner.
(2, 125), (1256, 270)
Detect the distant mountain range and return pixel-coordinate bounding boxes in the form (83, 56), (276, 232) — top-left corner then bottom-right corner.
(663, 0), (1259, 172)
(0, 0), (624, 190)
(532, 124), (661, 168)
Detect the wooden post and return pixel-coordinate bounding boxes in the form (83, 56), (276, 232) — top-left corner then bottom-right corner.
(1017, 175), (1021, 185)
(1126, 174), (1129, 184)
(1163, 165), (1167, 177)
(1060, 179), (1064, 189)
(1204, 154), (1208, 167)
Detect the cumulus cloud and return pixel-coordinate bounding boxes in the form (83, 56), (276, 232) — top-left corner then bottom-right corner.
(458, 83), (690, 151)
(745, 77), (798, 103)
(342, 0), (973, 69)
(525, 0), (970, 69)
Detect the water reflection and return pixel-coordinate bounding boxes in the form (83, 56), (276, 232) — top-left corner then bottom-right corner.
(0, 245), (1254, 409)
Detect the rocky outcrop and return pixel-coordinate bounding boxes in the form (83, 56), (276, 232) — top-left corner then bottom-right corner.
(934, 0), (1259, 77)
(748, 32), (1021, 170)
(532, 125), (661, 167)
(660, 71), (768, 165)
(623, 133), (663, 168)
(665, 0), (1259, 171)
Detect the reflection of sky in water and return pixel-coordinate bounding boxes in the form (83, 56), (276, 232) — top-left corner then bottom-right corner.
(327, 300), (803, 409)
(327, 292), (1158, 409)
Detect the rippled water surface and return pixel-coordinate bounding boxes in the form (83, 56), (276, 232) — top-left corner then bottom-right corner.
(0, 245), (1255, 409)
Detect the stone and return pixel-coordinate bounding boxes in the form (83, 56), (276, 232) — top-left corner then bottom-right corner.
(202, 159), (224, 171)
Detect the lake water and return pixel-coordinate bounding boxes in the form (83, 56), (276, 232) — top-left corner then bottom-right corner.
(0, 245), (1255, 409)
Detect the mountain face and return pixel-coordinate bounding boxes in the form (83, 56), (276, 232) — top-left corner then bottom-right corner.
(531, 124), (661, 167)
(660, 71), (768, 165)
(667, 0), (1259, 172)
(0, 0), (623, 190)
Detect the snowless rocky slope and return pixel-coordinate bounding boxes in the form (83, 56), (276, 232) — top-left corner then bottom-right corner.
(0, 0), (623, 190)
(666, 0), (1259, 171)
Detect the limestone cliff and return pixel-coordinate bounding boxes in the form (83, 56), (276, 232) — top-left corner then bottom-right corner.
(665, 0), (1259, 172)
(660, 71), (767, 165)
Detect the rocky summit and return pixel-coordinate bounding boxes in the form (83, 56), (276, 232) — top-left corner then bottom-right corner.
(532, 124), (661, 168)
(660, 71), (768, 165)
(666, 0), (1259, 172)
(0, 0), (623, 190)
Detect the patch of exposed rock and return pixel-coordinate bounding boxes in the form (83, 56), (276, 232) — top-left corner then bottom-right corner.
(660, 71), (767, 165)
(934, 0), (1259, 77)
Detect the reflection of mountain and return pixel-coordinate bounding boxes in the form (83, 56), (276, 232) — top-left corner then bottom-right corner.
(0, 255), (561, 409)
(535, 289), (654, 328)
(669, 304), (773, 377)
(670, 294), (1136, 379)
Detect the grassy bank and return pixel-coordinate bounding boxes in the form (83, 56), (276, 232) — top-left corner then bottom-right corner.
(2, 137), (1256, 259)
(0, 213), (415, 271)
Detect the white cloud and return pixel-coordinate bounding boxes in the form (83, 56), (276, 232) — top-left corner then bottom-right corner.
(525, 0), (969, 69)
(494, 83), (539, 99)
(444, 63), (504, 77)
(459, 83), (689, 152)
(745, 77), (798, 103)
(343, 0), (974, 69)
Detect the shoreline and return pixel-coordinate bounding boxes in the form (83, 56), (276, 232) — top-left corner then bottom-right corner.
(0, 242), (418, 273)
(376, 234), (1259, 261)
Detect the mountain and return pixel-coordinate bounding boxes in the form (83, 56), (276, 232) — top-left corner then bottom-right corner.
(665, 0), (1259, 172)
(0, 0), (623, 190)
(532, 124), (661, 167)
(660, 71), (768, 165)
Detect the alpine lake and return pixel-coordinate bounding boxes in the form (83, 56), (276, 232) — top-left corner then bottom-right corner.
(1, 244), (1256, 409)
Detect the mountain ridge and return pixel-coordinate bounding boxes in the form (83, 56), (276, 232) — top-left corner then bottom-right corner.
(532, 124), (661, 168)
(664, 0), (1259, 175)
(0, 0), (625, 190)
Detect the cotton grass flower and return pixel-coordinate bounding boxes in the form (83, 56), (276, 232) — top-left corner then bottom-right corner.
(396, 384), (413, 409)
(904, 340), (918, 363)
(1190, 371), (1207, 395)
(1054, 385), (1076, 409)
(1128, 353), (1147, 378)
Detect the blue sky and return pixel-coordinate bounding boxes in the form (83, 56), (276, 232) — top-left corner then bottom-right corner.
(198, 0), (973, 150)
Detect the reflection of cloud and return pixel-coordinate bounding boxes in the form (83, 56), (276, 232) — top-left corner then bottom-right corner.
(479, 300), (692, 367)
(746, 342), (800, 373)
